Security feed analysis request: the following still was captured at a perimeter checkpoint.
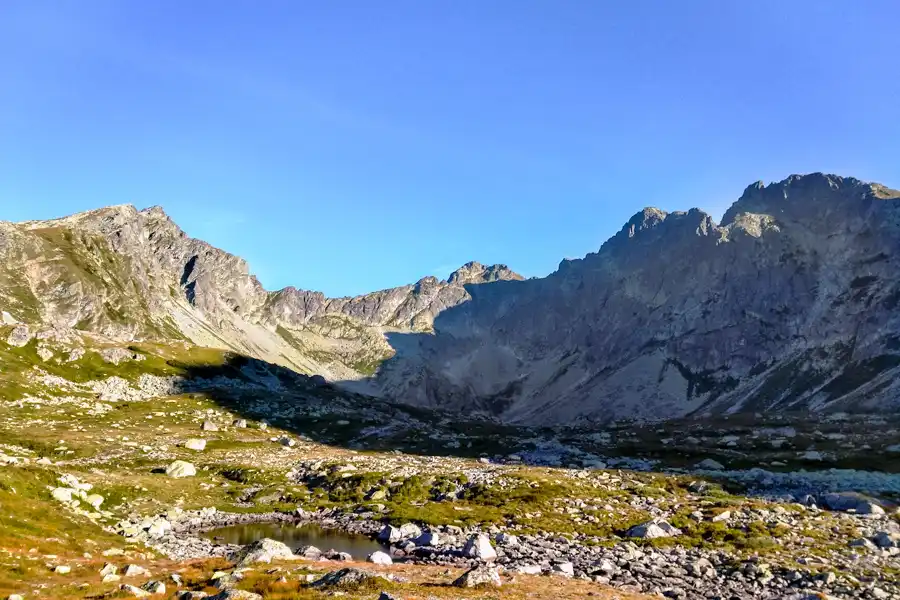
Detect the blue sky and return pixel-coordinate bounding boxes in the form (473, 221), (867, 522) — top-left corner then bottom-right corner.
(1, 1), (898, 296)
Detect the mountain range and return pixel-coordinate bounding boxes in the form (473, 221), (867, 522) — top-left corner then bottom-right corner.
(2, 172), (898, 425)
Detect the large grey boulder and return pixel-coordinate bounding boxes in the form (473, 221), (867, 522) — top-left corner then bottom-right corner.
(820, 493), (885, 515)
(235, 538), (295, 566)
(453, 564), (502, 588)
(311, 568), (385, 589)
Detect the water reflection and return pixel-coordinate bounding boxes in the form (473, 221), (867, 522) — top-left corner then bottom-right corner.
(203, 522), (387, 558)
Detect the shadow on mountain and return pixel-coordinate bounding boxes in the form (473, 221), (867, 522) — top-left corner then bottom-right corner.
(166, 343), (564, 467)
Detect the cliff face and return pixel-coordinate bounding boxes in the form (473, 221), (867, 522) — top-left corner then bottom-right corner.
(2, 173), (898, 425)
(369, 174), (900, 424)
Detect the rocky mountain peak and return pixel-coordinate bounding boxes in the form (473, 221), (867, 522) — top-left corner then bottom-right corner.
(447, 261), (524, 285)
(721, 172), (887, 227)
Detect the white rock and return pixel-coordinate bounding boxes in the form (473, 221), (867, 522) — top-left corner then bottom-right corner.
(124, 564), (150, 577)
(366, 551), (393, 565)
(184, 439), (207, 451)
(165, 460), (196, 478)
(53, 565), (71, 574)
(462, 533), (497, 561)
(51, 487), (75, 503)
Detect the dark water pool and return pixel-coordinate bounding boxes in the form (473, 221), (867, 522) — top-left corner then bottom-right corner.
(203, 523), (387, 558)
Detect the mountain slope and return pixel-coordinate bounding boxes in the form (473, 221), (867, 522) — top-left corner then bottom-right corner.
(2, 172), (898, 426)
(0, 205), (522, 381)
(368, 174), (900, 424)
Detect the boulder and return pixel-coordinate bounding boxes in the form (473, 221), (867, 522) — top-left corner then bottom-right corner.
(208, 591), (262, 600)
(462, 533), (497, 561)
(696, 458), (725, 470)
(311, 568), (385, 589)
(367, 551), (393, 565)
(165, 460), (197, 478)
(413, 530), (442, 546)
(184, 439), (207, 451)
(6, 325), (32, 347)
(453, 564), (502, 588)
(235, 538), (295, 566)
(820, 492), (885, 515)
(119, 584), (150, 597)
(626, 518), (683, 539)
(141, 581), (166, 594)
(552, 562), (575, 577)
(377, 525), (402, 543)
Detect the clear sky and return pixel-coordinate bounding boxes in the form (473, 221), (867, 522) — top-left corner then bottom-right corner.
(1, 1), (898, 296)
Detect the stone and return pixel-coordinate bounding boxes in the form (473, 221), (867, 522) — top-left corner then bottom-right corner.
(494, 532), (519, 546)
(696, 458), (725, 470)
(232, 419), (247, 428)
(626, 518), (682, 539)
(711, 510), (731, 522)
(296, 545), (321, 559)
(235, 538), (295, 566)
(7, 595), (24, 600)
(552, 562), (575, 577)
(311, 568), (384, 589)
(85, 494), (104, 509)
(413, 530), (442, 546)
(177, 593), (209, 600)
(849, 538), (878, 551)
(184, 439), (207, 451)
(201, 421), (219, 432)
(453, 564), (502, 588)
(124, 564), (150, 577)
(820, 492), (885, 515)
(165, 460), (197, 478)
(99, 563), (118, 576)
(462, 533), (497, 561)
(398, 522), (422, 540)
(53, 565), (71, 574)
(6, 325), (32, 347)
(102, 574), (121, 582)
(51, 488), (75, 503)
(515, 564), (543, 575)
(141, 581), (166, 594)
(377, 525), (402, 543)
(146, 518), (172, 537)
(207, 591), (262, 600)
(119, 584), (150, 597)
(367, 551), (393, 565)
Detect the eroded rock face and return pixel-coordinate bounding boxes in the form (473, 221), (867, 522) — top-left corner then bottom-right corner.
(371, 174), (900, 424)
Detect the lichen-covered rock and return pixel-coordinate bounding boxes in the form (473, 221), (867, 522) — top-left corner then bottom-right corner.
(311, 568), (385, 590)
(165, 460), (197, 478)
(453, 564), (502, 588)
(234, 538), (295, 566)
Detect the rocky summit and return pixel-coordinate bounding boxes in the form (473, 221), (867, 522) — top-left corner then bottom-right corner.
(1, 172), (900, 600)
